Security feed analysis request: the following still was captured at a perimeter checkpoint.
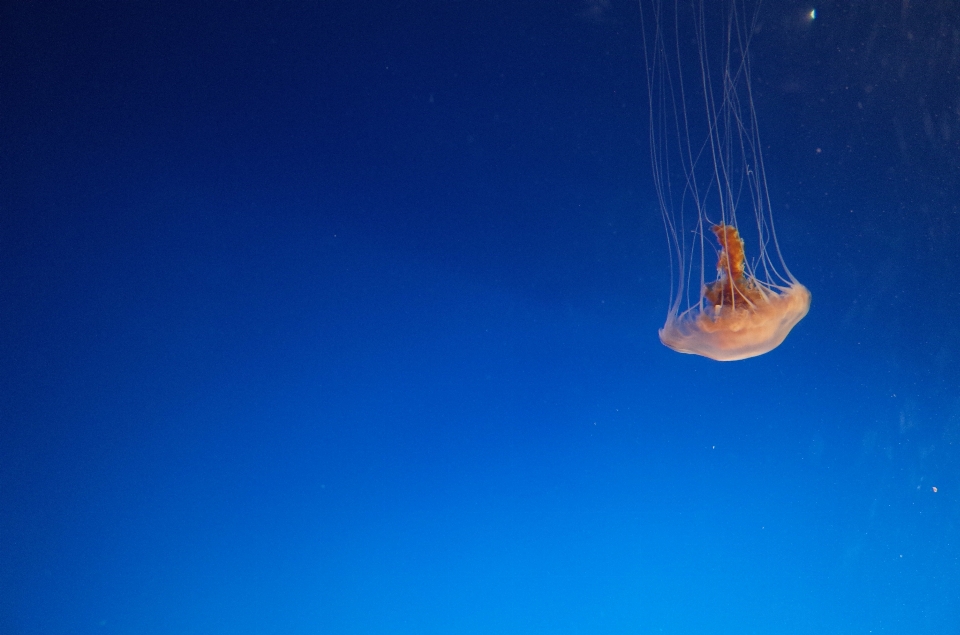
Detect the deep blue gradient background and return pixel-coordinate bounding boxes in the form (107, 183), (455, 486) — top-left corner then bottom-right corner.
(2, 1), (959, 633)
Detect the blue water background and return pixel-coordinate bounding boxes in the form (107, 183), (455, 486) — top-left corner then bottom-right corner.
(2, 1), (958, 633)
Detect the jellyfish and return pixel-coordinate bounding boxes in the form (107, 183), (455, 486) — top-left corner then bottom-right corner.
(640, 0), (810, 361)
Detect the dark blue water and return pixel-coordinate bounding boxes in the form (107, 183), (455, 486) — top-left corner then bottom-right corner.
(2, 1), (958, 633)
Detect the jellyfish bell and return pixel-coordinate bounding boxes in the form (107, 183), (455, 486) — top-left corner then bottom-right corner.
(640, 0), (810, 361)
(659, 224), (811, 361)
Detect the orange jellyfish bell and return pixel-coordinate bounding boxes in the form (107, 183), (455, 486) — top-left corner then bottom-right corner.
(659, 224), (810, 361)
